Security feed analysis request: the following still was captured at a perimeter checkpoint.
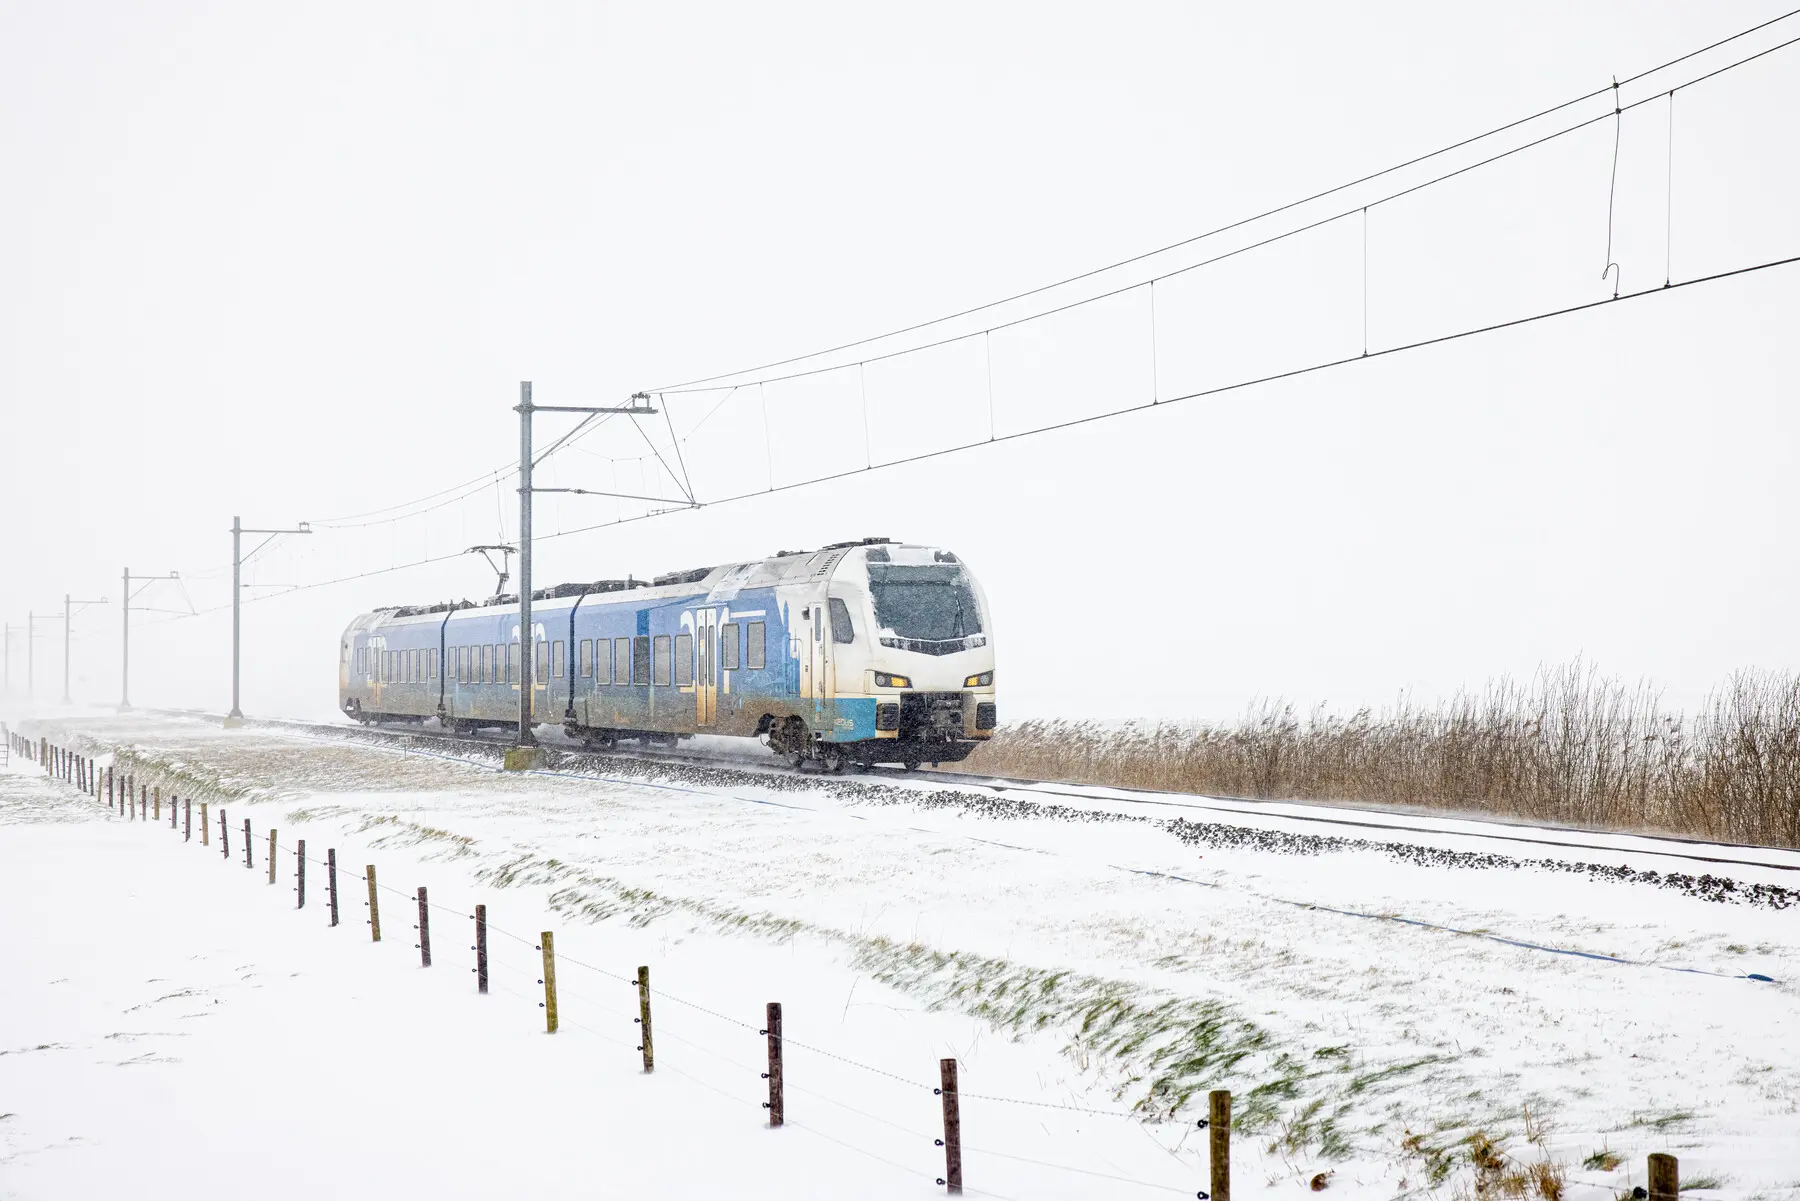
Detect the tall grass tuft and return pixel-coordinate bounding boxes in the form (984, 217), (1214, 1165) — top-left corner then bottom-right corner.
(953, 662), (1800, 847)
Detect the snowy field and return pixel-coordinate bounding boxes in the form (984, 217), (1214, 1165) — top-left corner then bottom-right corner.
(4, 710), (1798, 1200)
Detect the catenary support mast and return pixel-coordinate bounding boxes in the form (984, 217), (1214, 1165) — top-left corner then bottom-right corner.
(510, 382), (662, 751)
(228, 517), (311, 721)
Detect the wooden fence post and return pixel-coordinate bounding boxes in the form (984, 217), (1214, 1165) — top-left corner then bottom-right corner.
(140, 784), (147, 821)
(153, 786), (160, 822)
(107, 767), (113, 810)
(327, 850), (339, 927)
(1648, 1154), (1678, 1201)
(540, 933), (559, 1033)
(200, 801), (208, 846)
(474, 904), (488, 993)
(1208, 1089), (1231, 1201)
(764, 1002), (783, 1126)
(220, 809), (228, 858)
(296, 840), (306, 908)
(416, 887), (431, 967)
(636, 966), (655, 1072)
(184, 798), (192, 841)
(243, 819), (251, 869)
(938, 1058), (963, 1194)
(168, 790), (176, 829)
(366, 866), (381, 941)
(267, 830), (277, 883)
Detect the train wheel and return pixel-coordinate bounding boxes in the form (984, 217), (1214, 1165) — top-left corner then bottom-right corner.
(902, 759), (920, 772)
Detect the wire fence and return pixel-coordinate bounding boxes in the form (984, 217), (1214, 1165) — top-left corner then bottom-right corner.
(7, 725), (1698, 1201)
(11, 726), (1225, 1200)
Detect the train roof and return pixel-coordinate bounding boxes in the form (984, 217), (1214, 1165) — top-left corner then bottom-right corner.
(349, 538), (947, 628)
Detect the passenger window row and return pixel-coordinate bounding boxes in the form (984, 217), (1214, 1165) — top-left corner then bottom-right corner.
(359, 621), (768, 688)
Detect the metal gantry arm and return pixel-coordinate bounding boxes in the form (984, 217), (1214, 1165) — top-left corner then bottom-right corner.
(512, 382), (664, 749)
(228, 517), (312, 721)
(120, 568), (180, 711)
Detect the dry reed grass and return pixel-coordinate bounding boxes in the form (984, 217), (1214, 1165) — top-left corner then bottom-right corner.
(953, 662), (1800, 847)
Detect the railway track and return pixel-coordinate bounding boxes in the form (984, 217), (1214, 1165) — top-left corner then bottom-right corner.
(128, 707), (1800, 878)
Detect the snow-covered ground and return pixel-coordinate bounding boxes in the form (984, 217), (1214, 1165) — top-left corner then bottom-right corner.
(4, 710), (1798, 1200)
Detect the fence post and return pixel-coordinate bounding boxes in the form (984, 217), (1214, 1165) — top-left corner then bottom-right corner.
(1648, 1155), (1678, 1201)
(169, 790), (176, 829)
(540, 932), (559, 1033)
(153, 786), (159, 822)
(1209, 1089), (1231, 1201)
(474, 904), (488, 993)
(268, 830), (277, 883)
(184, 798), (192, 841)
(200, 800), (208, 846)
(764, 1002), (783, 1127)
(938, 1058), (963, 1194)
(220, 809), (228, 858)
(416, 887), (431, 967)
(296, 839), (306, 908)
(366, 866), (381, 941)
(636, 966), (655, 1072)
(243, 819), (251, 869)
(107, 767), (113, 810)
(140, 784), (146, 821)
(328, 850), (339, 927)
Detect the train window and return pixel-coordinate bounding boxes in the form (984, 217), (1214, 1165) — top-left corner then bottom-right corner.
(596, 637), (611, 684)
(481, 644), (493, 684)
(721, 623), (739, 669)
(619, 637), (634, 685)
(746, 621), (766, 669)
(455, 646), (466, 684)
(829, 598), (855, 644)
(555, 640), (566, 679)
(428, 649), (436, 679)
(535, 641), (550, 681)
(409, 650), (418, 682)
(653, 635), (671, 686)
(508, 642), (521, 685)
(578, 639), (593, 678)
(674, 633), (693, 687)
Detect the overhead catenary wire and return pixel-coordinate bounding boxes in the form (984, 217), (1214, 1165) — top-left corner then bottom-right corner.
(132, 246), (1800, 628)
(640, 5), (1800, 394)
(122, 23), (1800, 656)
(656, 29), (1800, 400)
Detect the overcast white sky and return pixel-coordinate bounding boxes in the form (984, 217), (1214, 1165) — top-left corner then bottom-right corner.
(2, 1), (1796, 723)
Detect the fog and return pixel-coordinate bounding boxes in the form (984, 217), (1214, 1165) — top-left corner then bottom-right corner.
(2, 1), (1796, 724)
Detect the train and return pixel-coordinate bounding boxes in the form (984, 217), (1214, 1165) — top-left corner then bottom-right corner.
(337, 538), (996, 771)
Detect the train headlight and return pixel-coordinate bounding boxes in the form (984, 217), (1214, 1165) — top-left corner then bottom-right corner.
(874, 672), (911, 689)
(964, 672), (992, 687)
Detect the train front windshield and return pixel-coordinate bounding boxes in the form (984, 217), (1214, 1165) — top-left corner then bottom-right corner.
(867, 564), (983, 641)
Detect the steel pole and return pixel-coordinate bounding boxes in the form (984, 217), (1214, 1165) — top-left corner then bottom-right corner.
(120, 566), (130, 710)
(62, 594), (71, 704)
(516, 382), (536, 746)
(229, 516), (242, 719)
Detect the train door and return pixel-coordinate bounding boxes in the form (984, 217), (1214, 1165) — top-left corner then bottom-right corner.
(694, 609), (718, 727)
(809, 602), (825, 711)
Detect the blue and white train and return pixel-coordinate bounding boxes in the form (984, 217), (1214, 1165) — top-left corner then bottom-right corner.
(337, 539), (996, 770)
